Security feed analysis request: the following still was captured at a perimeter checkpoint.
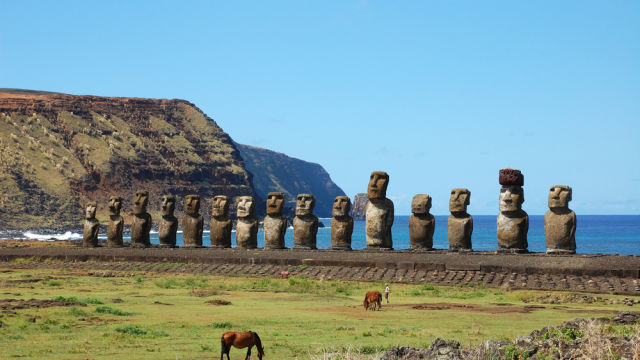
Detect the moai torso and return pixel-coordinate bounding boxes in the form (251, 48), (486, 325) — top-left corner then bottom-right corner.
(365, 171), (394, 249)
(83, 202), (99, 248)
(182, 195), (204, 247)
(131, 190), (152, 247)
(545, 185), (576, 254)
(448, 188), (473, 251)
(496, 169), (528, 252)
(158, 195), (178, 247)
(293, 194), (318, 249)
(331, 196), (353, 250)
(497, 211), (528, 249)
(106, 196), (123, 247)
(264, 192), (287, 249)
(210, 195), (232, 248)
(236, 196), (258, 249)
(409, 194), (434, 250)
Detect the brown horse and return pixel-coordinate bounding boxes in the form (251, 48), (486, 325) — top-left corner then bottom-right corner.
(221, 331), (264, 360)
(363, 291), (382, 311)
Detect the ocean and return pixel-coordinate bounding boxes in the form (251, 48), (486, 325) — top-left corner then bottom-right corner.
(7, 215), (639, 255)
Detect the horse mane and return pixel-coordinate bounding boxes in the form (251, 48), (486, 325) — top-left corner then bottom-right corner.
(252, 331), (264, 354)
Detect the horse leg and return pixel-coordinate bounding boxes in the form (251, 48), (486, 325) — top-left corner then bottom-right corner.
(245, 345), (252, 360)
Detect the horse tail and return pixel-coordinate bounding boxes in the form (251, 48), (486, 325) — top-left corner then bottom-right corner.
(363, 298), (369, 310)
(253, 331), (264, 355)
(221, 333), (227, 354)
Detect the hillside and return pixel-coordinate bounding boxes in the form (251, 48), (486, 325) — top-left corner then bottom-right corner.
(0, 91), (258, 228)
(235, 143), (346, 217)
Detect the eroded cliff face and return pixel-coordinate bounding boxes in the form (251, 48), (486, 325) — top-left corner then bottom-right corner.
(235, 143), (346, 218)
(0, 91), (257, 228)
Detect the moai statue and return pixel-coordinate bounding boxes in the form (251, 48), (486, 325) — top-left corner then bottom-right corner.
(448, 188), (473, 251)
(497, 169), (528, 253)
(409, 194), (435, 250)
(182, 194), (204, 247)
(545, 185), (576, 254)
(158, 195), (178, 248)
(264, 192), (287, 249)
(106, 196), (123, 247)
(331, 196), (353, 250)
(210, 195), (232, 248)
(83, 201), (99, 247)
(365, 171), (394, 249)
(293, 194), (318, 249)
(236, 196), (258, 249)
(131, 190), (152, 247)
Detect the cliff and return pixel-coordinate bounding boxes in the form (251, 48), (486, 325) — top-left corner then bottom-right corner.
(0, 90), (260, 228)
(235, 143), (346, 218)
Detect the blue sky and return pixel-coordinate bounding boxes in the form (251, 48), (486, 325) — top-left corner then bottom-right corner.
(1, 1), (639, 215)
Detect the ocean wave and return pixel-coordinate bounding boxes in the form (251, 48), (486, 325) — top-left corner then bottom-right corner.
(23, 231), (82, 241)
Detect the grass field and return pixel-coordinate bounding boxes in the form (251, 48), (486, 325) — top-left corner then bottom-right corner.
(0, 265), (634, 359)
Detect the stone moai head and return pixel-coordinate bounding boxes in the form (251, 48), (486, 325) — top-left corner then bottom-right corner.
(499, 186), (524, 212)
(133, 190), (149, 215)
(296, 194), (315, 216)
(107, 196), (122, 216)
(161, 195), (176, 216)
(236, 196), (255, 218)
(85, 201), (97, 219)
(548, 185), (572, 209)
(499, 169), (524, 213)
(367, 171), (389, 199)
(333, 196), (351, 217)
(212, 195), (230, 217)
(411, 194), (432, 215)
(266, 192), (285, 216)
(449, 188), (470, 213)
(184, 195), (200, 215)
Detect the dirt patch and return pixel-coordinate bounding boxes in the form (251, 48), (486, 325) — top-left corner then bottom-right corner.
(0, 298), (86, 310)
(191, 289), (215, 297)
(564, 309), (618, 315)
(153, 301), (173, 305)
(206, 299), (231, 306)
(410, 302), (547, 314)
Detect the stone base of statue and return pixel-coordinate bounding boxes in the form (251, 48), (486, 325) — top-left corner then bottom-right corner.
(363, 246), (394, 252)
(131, 242), (149, 248)
(546, 248), (576, 255)
(496, 248), (528, 254)
(182, 241), (203, 249)
(330, 246), (352, 251)
(448, 247), (472, 253)
(157, 243), (176, 248)
(208, 244), (228, 249)
(410, 246), (434, 252)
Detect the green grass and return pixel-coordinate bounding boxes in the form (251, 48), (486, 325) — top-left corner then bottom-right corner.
(0, 267), (634, 359)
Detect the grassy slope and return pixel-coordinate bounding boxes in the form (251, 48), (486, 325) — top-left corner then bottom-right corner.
(0, 265), (633, 359)
(0, 94), (254, 228)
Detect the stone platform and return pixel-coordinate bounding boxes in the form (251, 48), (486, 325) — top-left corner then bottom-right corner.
(1, 247), (640, 295)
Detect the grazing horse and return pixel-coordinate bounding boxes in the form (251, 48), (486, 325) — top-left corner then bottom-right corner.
(363, 291), (382, 311)
(221, 331), (264, 360)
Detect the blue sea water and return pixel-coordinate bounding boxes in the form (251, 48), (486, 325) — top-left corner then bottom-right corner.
(95, 215), (640, 255)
